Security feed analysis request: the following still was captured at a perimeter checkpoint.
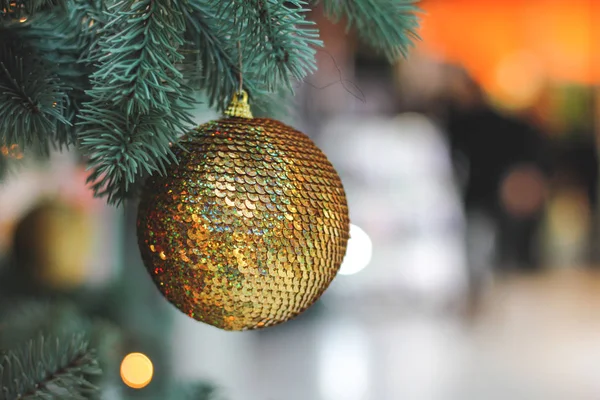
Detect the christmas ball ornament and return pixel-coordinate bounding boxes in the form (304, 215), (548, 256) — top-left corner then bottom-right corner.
(13, 200), (92, 290)
(137, 91), (350, 331)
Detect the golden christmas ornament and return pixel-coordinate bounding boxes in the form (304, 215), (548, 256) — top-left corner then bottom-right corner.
(137, 91), (350, 331)
(13, 200), (92, 290)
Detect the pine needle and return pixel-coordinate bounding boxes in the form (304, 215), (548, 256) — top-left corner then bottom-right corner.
(321, 0), (421, 60)
(0, 333), (101, 400)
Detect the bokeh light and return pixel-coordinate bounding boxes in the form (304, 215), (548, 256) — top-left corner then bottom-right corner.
(120, 353), (154, 389)
(500, 164), (548, 217)
(339, 224), (373, 276)
(493, 51), (545, 109)
(1, 144), (23, 159)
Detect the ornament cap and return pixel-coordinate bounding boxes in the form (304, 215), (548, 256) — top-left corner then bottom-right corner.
(224, 90), (253, 119)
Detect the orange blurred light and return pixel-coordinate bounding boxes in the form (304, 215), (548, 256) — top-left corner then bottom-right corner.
(1, 144), (23, 159)
(418, 0), (599, 94)
(120, 353), (153, 389)
(494, 51), (546, 109)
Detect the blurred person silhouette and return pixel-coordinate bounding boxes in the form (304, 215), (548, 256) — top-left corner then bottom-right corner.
(440, 67), (550, 273)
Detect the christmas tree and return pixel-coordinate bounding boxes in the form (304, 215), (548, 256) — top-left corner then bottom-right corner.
(0, 1), (419, 398)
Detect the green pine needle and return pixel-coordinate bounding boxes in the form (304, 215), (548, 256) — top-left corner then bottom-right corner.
(181, 0), (318, 111)
(227, 0), (322, 90)
(78, 100), (188, 204)
(0, 0), (66, 20)
(0, 28), (71, 152)
(78, 0), (196, 203)
(0, 333), (102, 400)
(88, 0), (192, 115)
(13, 0), (102, 144)
(182, 0), (258, 110)
(322, 0), (421, 60)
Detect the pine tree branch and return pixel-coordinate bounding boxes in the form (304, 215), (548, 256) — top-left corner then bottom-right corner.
(18, 0), (106, 93)
(88, 0), (192, 115)
(0, 28), (71, 152)
(0, 1), (106, 151)
(226, 0), (322, 90)
(87, 319), (121, 381)
(181, 0), (273, 111)
(183, 0), (250, 109)
(320, 0), (420, 60)
(68, 0), (109, 65)
(12, 0), (104, 145)
(0, 299), (133, 396)
(78, 0), (196, 204)
(0, 0), (65, 20)
(182, 0), (320, 111)
(78, 101), (185, 204)
(0, 333), (101, 400)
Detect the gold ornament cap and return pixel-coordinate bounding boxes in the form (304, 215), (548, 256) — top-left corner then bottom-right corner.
(224, 90), (253, 119)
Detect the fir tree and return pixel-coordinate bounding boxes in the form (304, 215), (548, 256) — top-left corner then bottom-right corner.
(0, 1), (419, 398)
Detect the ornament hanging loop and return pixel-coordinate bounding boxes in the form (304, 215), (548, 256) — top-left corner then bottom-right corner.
(224, 90), (253, 119)
(224, 39), (253, 119)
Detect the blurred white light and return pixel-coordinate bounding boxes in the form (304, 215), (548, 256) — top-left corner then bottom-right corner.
(318, 321), (369, 400)
(339, 224), (373, 276)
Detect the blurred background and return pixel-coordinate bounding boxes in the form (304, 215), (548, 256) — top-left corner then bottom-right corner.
(1, 0), (600, 399)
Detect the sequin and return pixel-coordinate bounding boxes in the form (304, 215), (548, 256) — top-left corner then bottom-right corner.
(137, 117), (349, 331)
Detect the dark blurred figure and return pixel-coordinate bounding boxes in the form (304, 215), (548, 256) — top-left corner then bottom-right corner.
(442, 68), (550, 272)
(555, 137), (598, 212)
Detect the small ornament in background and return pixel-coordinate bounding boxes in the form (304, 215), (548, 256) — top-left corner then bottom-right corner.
(137, 91), (350, 331)
(12, 199), (92, 290)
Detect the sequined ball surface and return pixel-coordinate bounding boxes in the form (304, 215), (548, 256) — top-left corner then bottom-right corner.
(137, 117), (350, 331)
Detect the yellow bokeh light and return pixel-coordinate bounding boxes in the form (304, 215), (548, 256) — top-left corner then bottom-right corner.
(492, 51), (545, 110)
(120, 353), (153, 389)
